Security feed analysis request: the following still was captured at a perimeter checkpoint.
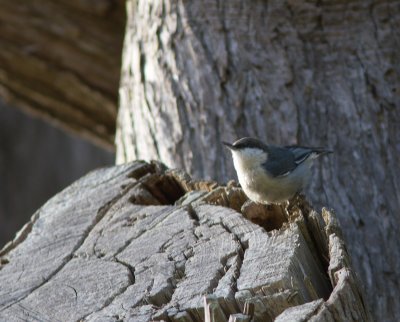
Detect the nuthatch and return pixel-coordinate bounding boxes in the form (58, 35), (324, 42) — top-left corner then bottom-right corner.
(223, 137), (332, 204)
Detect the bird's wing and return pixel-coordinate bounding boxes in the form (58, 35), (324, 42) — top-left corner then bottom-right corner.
(262, 145), (332, 178)
(262, 146), (296, 177)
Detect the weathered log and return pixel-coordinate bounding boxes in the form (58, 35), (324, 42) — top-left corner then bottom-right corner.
(0, 0), (125, 148)
(0, 161), (371, 321)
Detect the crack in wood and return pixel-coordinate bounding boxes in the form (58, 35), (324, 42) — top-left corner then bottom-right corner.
(0, 211), (40, 260)
(0, 174), (136, 313)
(79, 258), (137, 321)
(14, 303), (55, 322)
(113, 206), (183, 260)
(65, 284), (78, 301)
(186, 204), (200, 224)
(0, 161), (372, 321)
(76, 205), (191, 317)
(217, 221), (247, 295)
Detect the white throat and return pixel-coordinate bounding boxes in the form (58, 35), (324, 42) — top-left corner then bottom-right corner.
(231, 148), (268, 173)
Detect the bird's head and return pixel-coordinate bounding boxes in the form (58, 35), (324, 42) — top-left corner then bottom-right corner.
(223, 137), (268, 168)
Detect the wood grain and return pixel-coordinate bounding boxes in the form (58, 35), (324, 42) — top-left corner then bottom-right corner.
(0, 161), (371, 321)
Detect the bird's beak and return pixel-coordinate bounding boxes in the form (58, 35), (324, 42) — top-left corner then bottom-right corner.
(222, 141), (235, 150)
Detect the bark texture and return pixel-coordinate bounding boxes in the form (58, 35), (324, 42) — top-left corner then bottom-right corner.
(0, 161), (370, 322)
(0, 0), (125, 148)
(116, 1), (400, 320)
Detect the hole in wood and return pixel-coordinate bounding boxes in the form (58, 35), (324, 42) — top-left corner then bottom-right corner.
(128, 162), (157, 179)
(130, 173), (187, 205)
(127, 163), (294, 233)
(240, 201), (288, 232)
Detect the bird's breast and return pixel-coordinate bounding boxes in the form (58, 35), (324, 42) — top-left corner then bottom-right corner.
(235, 165), (272, 203)
(234, 161), (310, 204)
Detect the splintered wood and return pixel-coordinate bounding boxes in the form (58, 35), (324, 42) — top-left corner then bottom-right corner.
(0, 161), (371, 321)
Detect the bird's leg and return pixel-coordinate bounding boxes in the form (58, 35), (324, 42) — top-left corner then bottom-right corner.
(280, 202), (290, 221)
(286, 191), (302, 214)
(241, 199), (254, 209)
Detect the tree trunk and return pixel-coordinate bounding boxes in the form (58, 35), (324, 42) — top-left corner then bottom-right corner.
(0, 0), (125, 148)
(116, 1), (400, 320)
(0, 161), (371, 321)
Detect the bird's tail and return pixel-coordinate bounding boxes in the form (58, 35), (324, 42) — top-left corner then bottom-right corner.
(311, 147), (333, 155)
(286, 145), (333, 164)
(308, 147), (333, 160)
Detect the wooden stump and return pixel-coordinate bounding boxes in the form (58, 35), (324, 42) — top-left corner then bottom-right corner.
(0, 161), (371, 321)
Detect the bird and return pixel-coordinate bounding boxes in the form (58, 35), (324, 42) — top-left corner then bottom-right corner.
(223, 137), (332, 204)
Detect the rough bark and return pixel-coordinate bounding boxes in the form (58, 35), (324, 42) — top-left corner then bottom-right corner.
(116, 1), (400, 320)
(0, 161), (371, 321)
(0, 0), (125, 148)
